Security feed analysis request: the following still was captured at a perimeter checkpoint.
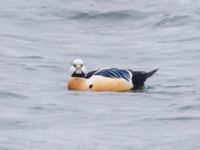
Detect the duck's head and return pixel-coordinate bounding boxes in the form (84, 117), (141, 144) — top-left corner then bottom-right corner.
(70, 59), (87, 77)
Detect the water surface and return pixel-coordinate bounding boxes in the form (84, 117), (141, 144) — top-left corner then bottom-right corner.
(0, 0), (200, 150)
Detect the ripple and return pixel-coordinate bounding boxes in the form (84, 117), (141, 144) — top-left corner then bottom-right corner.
(153, 14), (194, 27)
(156, 116), (200, 121)
(28, 105), (67, 113)
(0, 119), (26, 129)
(28, 106), (45, 110)
(142, 84), (198, 97)
(152, 84), (196, 90)
(0, 10), (17, 19)
(158, 36), (200, 43)
(24, 67), (36, 71)
(70, 11), (130, 20)
(0, 91), (28, 99)
(143, 116), (200, 121)
(37, 65), (62, 69)
(66, 53), (111, 59)
(68, 10), (152, 22)
(0, 34), (38, 42)
(178, 105), (200, 111)
(19, 56), (44, 59)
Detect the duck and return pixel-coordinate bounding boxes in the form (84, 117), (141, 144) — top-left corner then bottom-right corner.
(67, 59), (158, 92)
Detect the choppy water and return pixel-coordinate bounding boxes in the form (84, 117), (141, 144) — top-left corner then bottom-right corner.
(0, 0), (200, 150)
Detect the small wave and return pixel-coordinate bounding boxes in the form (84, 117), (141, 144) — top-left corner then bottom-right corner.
(28, 106), (45, 110)
(20, 56), (44, 59)
(0, 34), (38, 42)
(142, 84), (198, 97)
(0, 119), (26, 129)
(24, 67), (36, 71)
(158, 36), (200, 43)
(0, 10), (17, 19)
(152, 84), (195, 89)
(66, 53), (110, 59)
(69, 10), (152, 22)
(37, 65), (62, 69)
(143, 116), (200, 121)
(70, 11), (131, 20)
(178, 105), (200, 111)
(156, 116), (200, 121)
(153, 14), (193, 27)
(0, 91), (28, 99)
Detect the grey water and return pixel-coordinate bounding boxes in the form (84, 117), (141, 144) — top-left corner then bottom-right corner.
(0, 0), (200, 149)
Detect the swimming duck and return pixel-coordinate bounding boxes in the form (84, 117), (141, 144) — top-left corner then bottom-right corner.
(67, 59), (158, 92)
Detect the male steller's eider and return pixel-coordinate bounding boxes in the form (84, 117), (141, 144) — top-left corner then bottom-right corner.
(67, 59), (158, 92)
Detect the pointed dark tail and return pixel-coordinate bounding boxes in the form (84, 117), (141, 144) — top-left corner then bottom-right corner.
(130, 68), (158, 90)
(145, 68), (159, 78)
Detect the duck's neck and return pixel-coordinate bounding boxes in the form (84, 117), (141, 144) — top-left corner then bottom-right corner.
(71, 72), (86, 78)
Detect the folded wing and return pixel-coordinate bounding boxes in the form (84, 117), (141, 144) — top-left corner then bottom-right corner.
(94, 68), (131, 81)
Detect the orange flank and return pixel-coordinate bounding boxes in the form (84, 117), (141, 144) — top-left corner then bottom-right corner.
(68, 75), (133, 92)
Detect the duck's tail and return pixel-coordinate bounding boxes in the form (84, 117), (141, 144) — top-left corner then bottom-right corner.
(130, 68), (159, 90)
(145, 68), (159, 78)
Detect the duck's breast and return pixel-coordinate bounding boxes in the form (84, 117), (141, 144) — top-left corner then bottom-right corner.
(68, 77), (88, 91)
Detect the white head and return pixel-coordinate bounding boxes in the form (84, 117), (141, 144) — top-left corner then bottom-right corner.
(70, 59), (87, 77)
